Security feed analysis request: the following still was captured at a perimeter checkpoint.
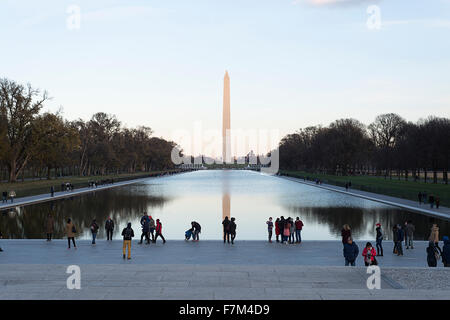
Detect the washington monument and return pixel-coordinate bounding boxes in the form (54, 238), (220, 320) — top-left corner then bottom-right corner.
(222, 71), (231, 162)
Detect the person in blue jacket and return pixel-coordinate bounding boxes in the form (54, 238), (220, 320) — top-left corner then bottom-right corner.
(343, 237), (359, 266)
(442, 236), (450, 267)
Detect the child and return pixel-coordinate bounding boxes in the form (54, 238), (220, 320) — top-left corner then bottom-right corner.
(185, 228), (193, 241)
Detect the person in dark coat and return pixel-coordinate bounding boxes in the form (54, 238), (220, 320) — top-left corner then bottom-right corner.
(191, 221), (201, 241)
(105, 217), (114, 241)
(427, 241), (439, 267)
(222, 216), (231, 243)
(279, 216), (286, 244)
(341, 224), (351, 246)
(139, 217), (150, 244)
(343, 237), (359, 266)
(392, 224), (399, 254)
(375, 223), (383, 256)
(396, 224), (404, 256)
(0, 229), (3, 252)
(229, 217), (237, 244)
(90, 219), (99, 245)
(442, 236), (450, 267)
(121, 222), (134, 259)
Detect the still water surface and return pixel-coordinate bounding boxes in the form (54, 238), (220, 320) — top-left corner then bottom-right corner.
(1, 170), (449, 240)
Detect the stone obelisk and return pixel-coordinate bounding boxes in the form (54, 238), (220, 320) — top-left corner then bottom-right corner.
(222, 71), (231, 163)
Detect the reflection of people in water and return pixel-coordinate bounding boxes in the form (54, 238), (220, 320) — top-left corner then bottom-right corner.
(46, 213), (54, 241)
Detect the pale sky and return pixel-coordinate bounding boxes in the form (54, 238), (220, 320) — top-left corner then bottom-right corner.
(1, 0), (449, 155)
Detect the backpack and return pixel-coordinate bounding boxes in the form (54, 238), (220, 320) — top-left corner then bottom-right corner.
(124, 228), (132, 239)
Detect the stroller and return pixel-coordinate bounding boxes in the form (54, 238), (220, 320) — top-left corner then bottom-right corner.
(185, 229), (193, 241)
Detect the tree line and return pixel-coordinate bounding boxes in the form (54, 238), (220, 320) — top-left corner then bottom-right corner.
(279, 113), (450, 184)
(0, 78), (178, 183)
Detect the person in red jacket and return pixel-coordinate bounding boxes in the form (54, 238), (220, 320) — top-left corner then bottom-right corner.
(275, 218), (281, 242)
(154, 219), (166, 244)
(362, 242), (377, 266)
(295, 217), (304, 243)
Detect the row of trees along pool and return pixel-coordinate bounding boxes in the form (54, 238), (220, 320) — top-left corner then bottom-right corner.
(278, 114), (450, 184)
(0, 78), (178, 183)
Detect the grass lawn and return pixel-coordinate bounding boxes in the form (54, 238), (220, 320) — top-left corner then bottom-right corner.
(0, 170), (181, 199)
(280, 170), (450, 207)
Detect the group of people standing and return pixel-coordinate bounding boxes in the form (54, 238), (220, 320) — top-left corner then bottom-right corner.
(341, 222), (450, 267)
(222, 216), (237, 244)
(418, 191), (440, 209)
(1, 190), (16, 203)
(138, 213), (166, 245)
(266, 216), (304, 244)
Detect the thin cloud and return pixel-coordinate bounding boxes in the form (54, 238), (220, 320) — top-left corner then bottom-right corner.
(381, 18), (450, 28)
(82, 6), (160, 22)
(293, 0), (379, 6)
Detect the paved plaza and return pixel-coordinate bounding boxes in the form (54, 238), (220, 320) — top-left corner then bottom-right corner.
(0, 240), (448, 300)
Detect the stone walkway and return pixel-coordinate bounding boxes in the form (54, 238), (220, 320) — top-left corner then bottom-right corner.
(280, 175), (450, 220)
(0, 240), (449, 300)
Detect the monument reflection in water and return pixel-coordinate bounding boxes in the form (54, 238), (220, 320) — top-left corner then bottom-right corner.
(1, 170), (449, 240)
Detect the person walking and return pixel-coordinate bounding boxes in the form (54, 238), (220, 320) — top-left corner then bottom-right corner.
(66, 218), (77, 249)
(90, 219), (99, 245)
(427, 241), (440, 267)
(50, 186), (55, 197)
(418, 191), (422, 204)
(266, 217), (274, 243)
(222, 216), (231, 243)
(405, 220), (415, 249)
(295, 217), (304, 243)
(230, 217), (237, 244)
(0, 229), (3, 252)
(375, 223), (383, 256)
(105, 217), (114, 241)
(436, 197), (440, 209)
(121, 222), (134, 259)
(343, 237), (359, 266)
(46, 213), (54, 241)
(442, 236), (450, 267)
(275, 218), (281, 243)
(2, 191), (7, 203)
(139, 216), (150, 244)
(8, 190), (16, 203)
(149, 215), (156, 242)
(341, 224), (352, 246)
(396, 224), (404, 256)
(362, 242), (377, 266)
(191, 221), (201, 241)
(154, 219), (166, 243)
